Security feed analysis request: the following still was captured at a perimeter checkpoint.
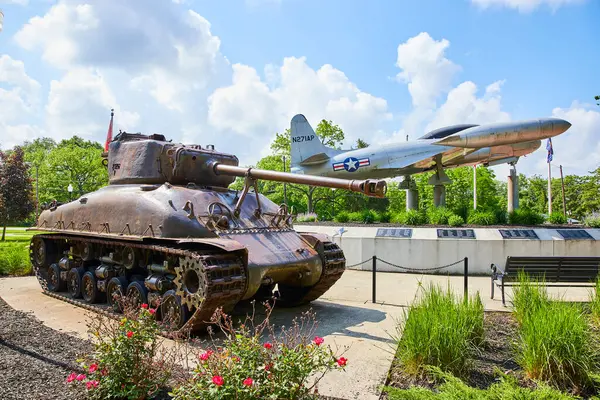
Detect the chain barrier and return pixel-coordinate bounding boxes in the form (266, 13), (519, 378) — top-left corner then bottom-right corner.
(350, 255), (470, 304)
(376, 257), (464, 273)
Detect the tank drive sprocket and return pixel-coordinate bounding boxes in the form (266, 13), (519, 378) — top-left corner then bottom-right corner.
(173, 256), (208, 310)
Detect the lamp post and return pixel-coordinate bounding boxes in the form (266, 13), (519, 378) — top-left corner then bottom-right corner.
(67, 184), (73, 202)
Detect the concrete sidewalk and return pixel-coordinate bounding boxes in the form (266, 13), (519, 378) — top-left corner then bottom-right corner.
(0, 271), (594, 399)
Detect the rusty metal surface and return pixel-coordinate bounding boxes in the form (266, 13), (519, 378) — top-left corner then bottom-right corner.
(28, 132), (364, 333)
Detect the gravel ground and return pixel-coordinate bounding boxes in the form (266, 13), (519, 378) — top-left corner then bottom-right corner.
(0, 296), (91, 400)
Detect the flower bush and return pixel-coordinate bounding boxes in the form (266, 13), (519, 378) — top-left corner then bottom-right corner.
(170, 303), (348, 400)
(66, 299), (182, 399)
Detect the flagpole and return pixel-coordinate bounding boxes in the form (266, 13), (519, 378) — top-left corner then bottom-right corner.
(547, 161), (552, 215)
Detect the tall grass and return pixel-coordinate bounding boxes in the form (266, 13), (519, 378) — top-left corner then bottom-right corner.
(394, 283), (484, 377)
(513, 272), (599, 392)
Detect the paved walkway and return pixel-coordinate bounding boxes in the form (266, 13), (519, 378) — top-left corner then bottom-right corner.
(0, 271), (593, 399)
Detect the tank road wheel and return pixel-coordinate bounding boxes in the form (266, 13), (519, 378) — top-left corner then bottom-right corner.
(126, 281), (149, 310)
(81, 271), (102, 304)
(29, 236), (58, 291)
(47, 263), (66, 292)
(173, 256), (208, 311)
(106, 277), (129, 312)
(67, 267), (85, 298)
(160, 290), (189, 331)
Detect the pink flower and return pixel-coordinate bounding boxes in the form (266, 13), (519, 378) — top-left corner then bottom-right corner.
(336, 357), (348, 367)
(313, 336), (324, 346)
(212, 375), (224, 386)
(263, 342), (273, 349)
(141, 303), (148, 309)
(199, 350), (213, 361)
(86, 380), (99, 390)
(126, 331), (133, 338)
(243, 377), (253, 387)
(76, 374), (86, 381)
(66, 373), (77, 383)
(89, 363), (98, 373)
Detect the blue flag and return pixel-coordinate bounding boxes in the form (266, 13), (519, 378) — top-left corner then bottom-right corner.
(546, 138), (553, 163)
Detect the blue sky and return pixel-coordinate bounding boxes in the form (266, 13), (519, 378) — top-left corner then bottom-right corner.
(0, 0), (599, 178)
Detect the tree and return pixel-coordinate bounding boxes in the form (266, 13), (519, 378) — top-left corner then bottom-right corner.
(356, 138), (369, 148)
(0, 147), (35, 240)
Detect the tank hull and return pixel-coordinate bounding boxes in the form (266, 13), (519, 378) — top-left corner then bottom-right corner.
(30, 183), (345, 333)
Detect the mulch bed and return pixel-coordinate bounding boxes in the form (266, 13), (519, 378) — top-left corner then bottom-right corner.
(0, 296), (92, 400)
(385, 312), (526, 393)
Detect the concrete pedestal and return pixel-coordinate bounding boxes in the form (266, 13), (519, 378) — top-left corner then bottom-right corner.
(433, 185), (446, 208)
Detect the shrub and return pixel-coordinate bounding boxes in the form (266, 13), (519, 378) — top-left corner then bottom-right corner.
(508, 209), (545, 225)
(426, 207), (455, 225)
(295, 212), (318, 223)
(394, 283), (484, 377)
(66, 301), (182, 399)
(548, 212), (567, 225)
(376, 211), (391, 223)
(171, 304), (347, 400)
(448, 215), (464, 227)
(0, 242), (30, 275)
(466, 211), (496, 226)
(391, 210), (426, 226)
(334, 211), (349, 223)
(584, 212), (600, 228)
(347, 211), (362, 222)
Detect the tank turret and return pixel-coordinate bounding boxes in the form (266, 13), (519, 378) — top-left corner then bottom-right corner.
(29, 132), (386, 334)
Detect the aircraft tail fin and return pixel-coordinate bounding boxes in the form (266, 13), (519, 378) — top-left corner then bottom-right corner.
(290, 114), (331, 166)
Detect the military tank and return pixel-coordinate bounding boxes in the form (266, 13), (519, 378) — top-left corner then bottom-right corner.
(28, 131), (387, 333)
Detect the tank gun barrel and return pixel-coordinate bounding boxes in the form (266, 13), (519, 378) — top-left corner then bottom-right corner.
(212, 162), (387, 198)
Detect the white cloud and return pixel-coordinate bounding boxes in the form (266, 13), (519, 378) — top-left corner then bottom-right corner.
(395, 32), (460, 109)
(45, 68), (139, 141)
(471, 0), (586, 13)
(426, 80), (511, 131)
(208, 56), (392, 158)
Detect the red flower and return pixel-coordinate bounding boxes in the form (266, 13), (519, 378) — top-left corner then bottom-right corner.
(313, 336), (324, 346)
(212, 375), (224, 386)
(243, 377), (254, 386)
(199, 350), (213, 361)
(66, 372), (77, 383)
(149, 309), (156, 315)
(336, 357), (348, 367)
(141, 303), (148, 309)
(126, 331), (134, 338)
(89, 363), (98, 373)
(86, 380), (99, 390)
(75, 374), (86, 381)
(263, 342), (272, 349)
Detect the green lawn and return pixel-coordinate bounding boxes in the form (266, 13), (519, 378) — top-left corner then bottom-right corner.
(0, 227), (43, 276)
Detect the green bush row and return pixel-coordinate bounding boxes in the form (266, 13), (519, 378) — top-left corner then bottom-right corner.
(331, 207), (547, 226)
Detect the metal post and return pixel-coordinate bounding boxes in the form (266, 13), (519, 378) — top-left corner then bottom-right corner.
(560, 165), (567, 218)
(372, 256), (377, 304)
(473, 165), (477, 210)
(464, 257), (469, 300)
(282, 155), (288, 207)
(35, 164), (39, 221)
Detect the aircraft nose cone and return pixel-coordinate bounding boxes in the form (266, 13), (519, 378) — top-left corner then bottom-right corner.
(541, 118), (571, 136)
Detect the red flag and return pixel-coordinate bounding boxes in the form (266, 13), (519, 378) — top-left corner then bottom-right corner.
(104, 109), (114, 152)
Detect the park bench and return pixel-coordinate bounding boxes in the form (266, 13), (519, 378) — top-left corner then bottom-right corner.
(490, 256), (600, 305)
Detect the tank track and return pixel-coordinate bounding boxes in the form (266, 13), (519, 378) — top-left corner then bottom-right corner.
(277, 241), (346, 306)
(29, 234), (247, 335)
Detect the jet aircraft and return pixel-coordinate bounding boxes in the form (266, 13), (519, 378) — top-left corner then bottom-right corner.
(289, 114), (571, 182)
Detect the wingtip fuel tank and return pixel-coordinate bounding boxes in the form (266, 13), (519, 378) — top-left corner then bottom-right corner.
(434, 117), (571, 148)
